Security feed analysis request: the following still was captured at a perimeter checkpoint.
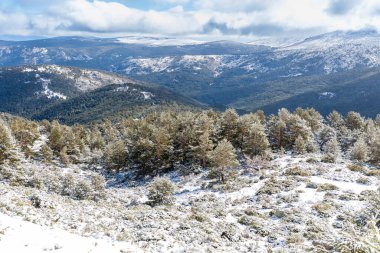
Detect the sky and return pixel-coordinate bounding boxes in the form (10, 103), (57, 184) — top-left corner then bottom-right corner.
(0, 0), (379, 41)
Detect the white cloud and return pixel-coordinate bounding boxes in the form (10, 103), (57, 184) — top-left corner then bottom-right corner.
(0, 0), (380, 39)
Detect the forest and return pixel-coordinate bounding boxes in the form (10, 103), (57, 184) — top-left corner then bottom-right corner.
(1, 107), (379, 177)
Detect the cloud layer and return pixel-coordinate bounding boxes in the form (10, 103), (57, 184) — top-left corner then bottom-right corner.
(1, 0), (380, 39)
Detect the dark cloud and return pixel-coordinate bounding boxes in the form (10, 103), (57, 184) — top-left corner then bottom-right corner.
(326, 0), (360, 15)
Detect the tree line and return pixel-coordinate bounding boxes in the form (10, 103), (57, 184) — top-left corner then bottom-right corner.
(0, 108), (379, 178)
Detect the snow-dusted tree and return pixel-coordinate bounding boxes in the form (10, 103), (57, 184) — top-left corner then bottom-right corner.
(294, 135), (307, 155)
(319, 125), (337, 147)
(154, 127), (172, 164)
(104, 140), (128, 172)
(242, 123), (269, 157)
(323, 136), (341, 163)
(59, 146), (70, 165)
(90, 128), (105, 150)
(40, 144), (53, 164)
(49, 120), (64, 154)
(376, 114), (380, 128)
(193, 130), (214, 167)
(295, 107), (323, 133)
(219, 108), (239, 143)
(267, 115), (286, 150)
(350, 137), (369, 162)
(10, 118), (40, 153)
(346, 111), (364, 131)
(208, 139), (239, 182)
(147, 177), (175, 206)
(0, 124), (11, 162)
(327, 111), (345, 129)
(286, 114), (313, 148)
(370, 131), (380, 163)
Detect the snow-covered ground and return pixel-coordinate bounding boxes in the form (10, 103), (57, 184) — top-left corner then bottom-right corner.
(0, 213), (142, 253)
(0, 154), (379, 252)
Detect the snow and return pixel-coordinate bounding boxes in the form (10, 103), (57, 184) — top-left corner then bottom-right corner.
(319, 92), (336, 99)
(0, 213), (142, 253)
(309, 176), (376, 194)
(37, 77), (67, 100)
(117, 36), (205, 46)
(141, 91), (154, 99)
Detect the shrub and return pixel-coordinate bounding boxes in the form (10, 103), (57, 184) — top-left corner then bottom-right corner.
(356, 177), (370, 185)
(284, 166), (310, 177)
(74, 180), (92, 200)
(317, 183), (339, 192)
(147, 178), (175, 206)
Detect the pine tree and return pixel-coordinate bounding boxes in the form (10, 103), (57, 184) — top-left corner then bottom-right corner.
(327, 111), (345, 129)
(104, 141), (128, 172)
(59, 146), (70, 165)
(323, 136), (341, 163)
(0, 124), (11, 162)
(49, 120), (64, 154)
(346, 111), (364, 131)
(350, 137), (369, 162)
(294, 135), (306, 155)
(370, 131), (380, 163)
(90, 128), (105, 150)
(208, 139), (239, 182)
(242, 123), (269, 157)
(40, 144), (53, 164)
(193, 130), (214, 167)
(220, 108), (239, 143)
(267, 115), (286, 150)
(153, 127), (173, 174)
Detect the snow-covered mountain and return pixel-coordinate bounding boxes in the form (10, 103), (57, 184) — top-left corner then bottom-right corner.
(0, 65), (204, 124)
(0, 30), (379, 113)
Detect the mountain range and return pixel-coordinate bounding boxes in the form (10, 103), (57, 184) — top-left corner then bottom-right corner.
(0, 65), (204, 124)
(0, 30), (379, 121)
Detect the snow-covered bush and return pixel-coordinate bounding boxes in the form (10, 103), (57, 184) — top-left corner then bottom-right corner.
(147, 178), (175, 206)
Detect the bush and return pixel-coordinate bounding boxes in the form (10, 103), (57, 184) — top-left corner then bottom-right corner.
(317, 183), (339, 192)
(284, 167), (310, 177)
(147, 178), (175, 206)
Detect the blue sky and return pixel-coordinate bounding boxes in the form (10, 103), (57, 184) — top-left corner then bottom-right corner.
(0, 0), (379, 41)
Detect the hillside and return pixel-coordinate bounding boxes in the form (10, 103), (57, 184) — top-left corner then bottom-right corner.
(0, 108), (379, 252)
(229, 67), (380, 117)
(0, 65), (205, 124)
(0, 30), (379, 115)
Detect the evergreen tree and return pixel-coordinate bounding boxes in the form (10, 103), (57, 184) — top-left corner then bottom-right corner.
(90, 128), (105, 150)
(59, 146), (70, 165)
(327, 111), (345, 129)
(153, 127), (173, 174)
(267, 115), (286, 150)
(294, 135), (307, 155)
(219, 108), (239, 143)
(346, 111), (364, 131)
(40, 144), (53, 164)
(104, 141), (128, 172)
(49, 120), (64, 154)
(208, 139), (239, 182)
(0, 124), (11, 163)
(370, 131), (380, 163)
(242, 123), (269, 157)
(323, 136), (341, 163)
(193, 130), (214, 167)
(350, 137), (369, 162)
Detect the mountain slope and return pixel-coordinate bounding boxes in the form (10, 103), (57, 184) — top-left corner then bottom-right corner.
(230, 67), (380, 117)
(117, 30), (380, 106)
(0, 31), (379, 116)
(0, 65), (205, 124)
